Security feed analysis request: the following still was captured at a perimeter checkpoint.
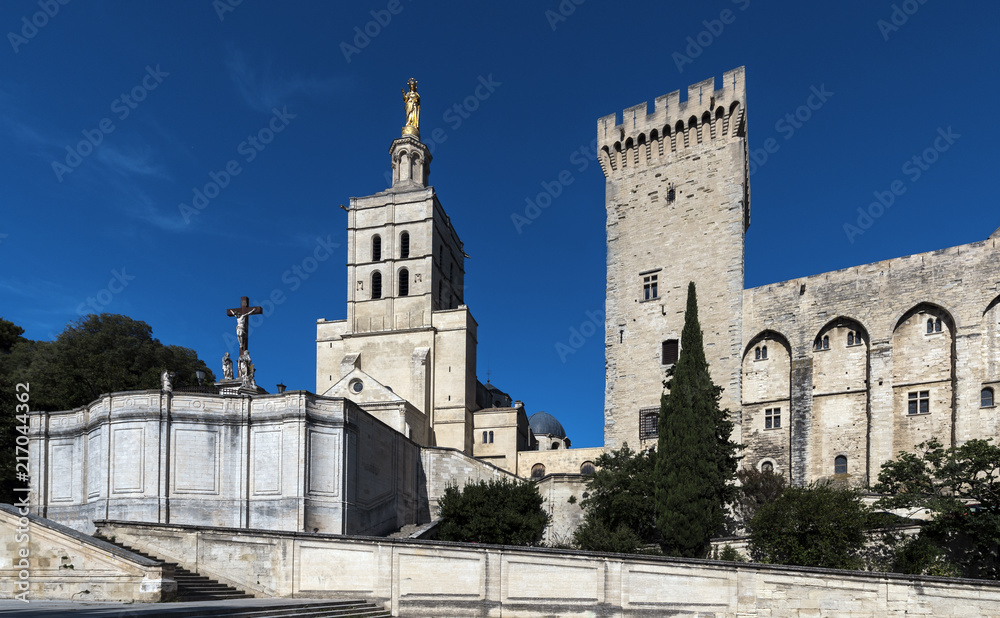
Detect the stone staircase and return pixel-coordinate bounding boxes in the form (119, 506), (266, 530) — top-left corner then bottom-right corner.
(95, 538), (391, 616)
(101, 540), (252, 601)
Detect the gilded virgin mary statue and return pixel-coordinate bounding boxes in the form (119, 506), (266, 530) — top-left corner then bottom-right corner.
(402, 78), (420, 137)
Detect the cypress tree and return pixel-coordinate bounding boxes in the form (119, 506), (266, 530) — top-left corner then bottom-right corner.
(655, 281), (739, 557)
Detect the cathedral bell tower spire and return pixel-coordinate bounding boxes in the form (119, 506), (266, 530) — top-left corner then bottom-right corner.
(390, 78), (431, 189)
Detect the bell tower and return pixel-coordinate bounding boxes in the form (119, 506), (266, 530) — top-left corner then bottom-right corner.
(317, 79), (478, 454)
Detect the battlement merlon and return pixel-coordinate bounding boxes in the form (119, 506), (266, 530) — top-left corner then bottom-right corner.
(597, 66), (746, 150)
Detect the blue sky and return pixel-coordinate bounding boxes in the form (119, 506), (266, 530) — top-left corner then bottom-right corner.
(1, 1), (997, 448)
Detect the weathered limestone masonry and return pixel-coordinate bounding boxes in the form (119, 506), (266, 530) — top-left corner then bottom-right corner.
(743, 237), (1000, 486)
(0, 504), (175, 602)
(317, 133), (479, 455)
(601, 67), (749, 450)
(27, 389), (425, 536)
(97, 520), (1000, 617)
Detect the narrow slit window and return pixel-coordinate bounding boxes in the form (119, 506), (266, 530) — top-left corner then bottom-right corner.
(398, 268), (409, 296)
(372, 235), (382, 262)
(400, 231), (410, 259)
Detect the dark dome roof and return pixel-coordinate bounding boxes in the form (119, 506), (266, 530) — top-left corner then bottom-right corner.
(529, 411), (566, 439)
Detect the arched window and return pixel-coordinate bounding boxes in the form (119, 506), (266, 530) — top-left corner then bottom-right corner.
(372, 235), (381, 262)
(400, 231), (410, 259)
(761, 345), (768, 360)
(398, 268), (409, 296)
(935, 318), (942, 332)
(580, 461), (596, 475)
(552, 442), (560, 450)
(371, 271), (382, 299)
(488, 431), (494, 444)
(834, 455), (848, 475)
(847, 332), (855, 346)
(531, 464), (546, 479)
(755, 346), (761, 360)
(761, 461), (774, 473)
(482, 431), (488, 444)
(983, 388), (995, 408)
(822, 335), (830, 350)
(814, 338), (822, 351)
(927, 318), (934, 334)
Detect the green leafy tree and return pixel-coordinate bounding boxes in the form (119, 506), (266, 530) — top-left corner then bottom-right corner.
(733, 466), (787, 531)
(0, 314), (214, 504)
(747, 482), (874, 569)
(24, 314), (215, 411)
(437, 477), (549, 546)
(573, 444), (657, 553)
(873, 438), (1000, 579)
(655, 282), (740, 558)
(0, 318), (29, 503)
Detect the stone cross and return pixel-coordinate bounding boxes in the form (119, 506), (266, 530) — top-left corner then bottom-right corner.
(226, 296), (263, 357)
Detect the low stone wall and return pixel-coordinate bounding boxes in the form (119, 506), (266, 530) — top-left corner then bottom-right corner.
(0, 505), (174, 603)
(95, 519), (1000, 617)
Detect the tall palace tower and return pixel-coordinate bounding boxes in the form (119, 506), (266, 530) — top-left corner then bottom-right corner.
(600, 67), (750, 450)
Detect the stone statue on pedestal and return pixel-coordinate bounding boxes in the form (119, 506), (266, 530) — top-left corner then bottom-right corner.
(222, 352), (233, 380)
(161, 370), (175, 393)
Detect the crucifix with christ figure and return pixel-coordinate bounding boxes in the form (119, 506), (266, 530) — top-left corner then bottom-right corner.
(227, 296), (263, 357)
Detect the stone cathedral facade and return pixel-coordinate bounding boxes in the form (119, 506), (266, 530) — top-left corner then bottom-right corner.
(600, 66), (1000, 487)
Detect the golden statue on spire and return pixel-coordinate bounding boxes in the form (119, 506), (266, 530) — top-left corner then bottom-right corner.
(402, 78), (420, 137)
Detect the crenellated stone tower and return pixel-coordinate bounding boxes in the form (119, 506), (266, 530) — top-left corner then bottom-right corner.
(600, 67), (750, 450)
(317, 91), (478, 454)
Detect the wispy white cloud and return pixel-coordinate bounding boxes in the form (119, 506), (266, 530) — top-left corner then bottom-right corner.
(224, 46), (341, 112)
(97, 143), (170, 179)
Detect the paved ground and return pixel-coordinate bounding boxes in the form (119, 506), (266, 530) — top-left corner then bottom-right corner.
(0, 598), (365, 617)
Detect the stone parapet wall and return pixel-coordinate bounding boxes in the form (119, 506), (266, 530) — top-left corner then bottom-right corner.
(0, 505), (174, 603)
(96, 520), (1000, 617)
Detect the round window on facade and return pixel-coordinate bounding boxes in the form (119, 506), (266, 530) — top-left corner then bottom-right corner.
(350, 379), (364, 393)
